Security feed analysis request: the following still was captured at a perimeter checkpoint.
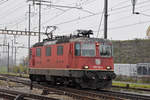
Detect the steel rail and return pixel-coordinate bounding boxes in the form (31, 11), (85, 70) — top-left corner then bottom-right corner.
(0, 88), (59, 100)
(98, 90), (150, 100)
(1, 74), (150, 100)
(112, 85), (150, 92)
(0, 75), (124, 100)
(0, 92), (17, 100)
(53, 87), (125, 100)
(2, 74), (150, 93)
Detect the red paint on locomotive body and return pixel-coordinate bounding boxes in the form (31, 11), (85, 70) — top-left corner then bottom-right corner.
(29, 30), (116, 89)
(29, 38), (114, 71)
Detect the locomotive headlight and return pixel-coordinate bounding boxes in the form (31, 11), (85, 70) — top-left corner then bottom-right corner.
(84, 66), (89, 69)
(106, 66), (111, 70)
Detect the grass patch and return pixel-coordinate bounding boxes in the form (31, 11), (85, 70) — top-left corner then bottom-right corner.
(0, 66), (7, 73)
(112, 81), (150, 89)
(0, 65), (29, 78)
(0, 72), (29, 78)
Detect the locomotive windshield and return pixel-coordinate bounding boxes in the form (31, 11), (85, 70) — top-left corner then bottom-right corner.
(81, 43), (96, 57)
(99, 44), (112, 57)
(75, 43), (96, 57)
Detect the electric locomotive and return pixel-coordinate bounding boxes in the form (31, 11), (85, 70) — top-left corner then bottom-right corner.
(29, 30), (116, 89)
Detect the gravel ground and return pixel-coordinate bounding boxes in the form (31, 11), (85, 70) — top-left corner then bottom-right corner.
(0, 80), (75, 100)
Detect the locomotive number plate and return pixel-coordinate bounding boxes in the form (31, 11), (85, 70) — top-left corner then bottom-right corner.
(93, 66), (103, 69)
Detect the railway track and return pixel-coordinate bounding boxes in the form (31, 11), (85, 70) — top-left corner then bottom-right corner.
(47, 85), (150, 100)
(0, 88), (59, 100)
(2, 74), (150, 92)
(98, 90), (150, 100)
(112, 85), (150, 92)
(0, 74), (125, 100)
(0, 74), (150, 100)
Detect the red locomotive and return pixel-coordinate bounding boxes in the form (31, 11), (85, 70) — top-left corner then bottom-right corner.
(29, 30), (116, 89)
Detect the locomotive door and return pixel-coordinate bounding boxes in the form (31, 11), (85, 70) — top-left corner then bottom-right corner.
(69, 43), (79, 68)
(68, 44), (74, 68)
(32, 55), (35, 67)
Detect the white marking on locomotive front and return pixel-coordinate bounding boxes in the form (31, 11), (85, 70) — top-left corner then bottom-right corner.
(95, 59), (101, 65)
(93, 66), (103, 69)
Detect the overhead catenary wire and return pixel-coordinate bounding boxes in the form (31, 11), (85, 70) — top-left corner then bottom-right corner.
(0, 0), (137, 28)
(0, 0), (9, 6)
(109, 20), (150, 31)
(86, 19), (150, 33)
(97, 9), (104, 37)
(110, 0), (150, 12)
(0, 6), (38, 28)
(109, 8), (150, 24)
(45, 1), (150, 28)
(54, 11), (102, 26)
(110, 0), (129, 9)
(33, 0), (98, 30)
(32, 0), (150, 37)
(0, 2), (26, 20)
(0, 0), (24, 14)
(110, 2), (150, 16)
(42, 0), (150, 28)
(1, 0), (150, 38)
(42, 8), (71, 25)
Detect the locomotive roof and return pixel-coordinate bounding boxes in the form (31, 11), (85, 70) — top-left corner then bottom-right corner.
(32, 37), (111, 47)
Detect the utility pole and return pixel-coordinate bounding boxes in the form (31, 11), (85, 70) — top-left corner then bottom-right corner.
(131, 0), (138, 14)
(27, 0), (81, 42)
(7, 43), (9, 73)
(15, 47), (17, 66)
(11, 40), (13, 66)
(104, 0), (108, 39)
(14, 35), (16, 66)
(3, 34), (7, 54)
(39, 1), (41, 42)
(28, 4), (31, 64)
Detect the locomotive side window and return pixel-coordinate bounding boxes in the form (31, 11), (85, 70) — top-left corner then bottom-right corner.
(75, 43), (81, 56)
(46, 47), (51, 56)
(36, 48), (41, 56)
(99, 45), (112, 57)
(57, 46), (63, 55)
(81, 43), (96, 57)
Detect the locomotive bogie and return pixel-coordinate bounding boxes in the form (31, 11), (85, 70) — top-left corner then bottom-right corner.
(29, 69), (116, 89)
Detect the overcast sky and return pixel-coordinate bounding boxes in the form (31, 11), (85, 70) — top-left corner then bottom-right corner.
(0, 0), (150, 60)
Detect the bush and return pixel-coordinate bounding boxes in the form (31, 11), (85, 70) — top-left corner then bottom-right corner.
(12, 65), (28, 74)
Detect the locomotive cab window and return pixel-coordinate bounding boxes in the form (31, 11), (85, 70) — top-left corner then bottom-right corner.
(81, 43), (96, 57)
(57, 46), (63, 55)
(46, 47), (51, 56)
(75, 43), (81, 56)
(99, 44), (112, 57)
(36, 48), (41, 56)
